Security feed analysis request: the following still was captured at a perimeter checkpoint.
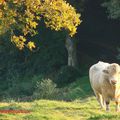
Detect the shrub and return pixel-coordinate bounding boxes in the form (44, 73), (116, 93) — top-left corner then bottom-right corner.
(33, 79), (59, 99)
(55, 66), (81, 87)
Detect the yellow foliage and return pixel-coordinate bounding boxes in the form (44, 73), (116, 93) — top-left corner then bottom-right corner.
(27, 41), (36, 51)
(0, 10), (2, 18)
(40, 0), (82, 37)
(0, 0), (82, 50)
(11, 36), (26, 50)
(11, 36), (36, 51)
(29, 21), (38, 29)
(0, 0), (4, 5)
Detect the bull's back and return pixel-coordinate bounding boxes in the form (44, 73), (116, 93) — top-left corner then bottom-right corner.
(89, 61), (109, 92)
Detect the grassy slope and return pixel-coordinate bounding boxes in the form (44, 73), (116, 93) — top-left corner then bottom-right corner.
(0, 76), (120, 120)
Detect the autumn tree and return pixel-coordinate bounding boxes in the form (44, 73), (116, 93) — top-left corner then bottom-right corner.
(0, 0), (81, 67)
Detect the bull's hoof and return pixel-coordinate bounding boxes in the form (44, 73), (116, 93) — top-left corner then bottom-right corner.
(106, 108), (110, 112)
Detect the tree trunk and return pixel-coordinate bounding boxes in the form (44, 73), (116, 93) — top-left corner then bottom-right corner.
(65, 34), (78, 67)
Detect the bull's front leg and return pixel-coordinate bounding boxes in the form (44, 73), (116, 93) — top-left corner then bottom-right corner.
(116, 101), (119, 112)
(106, 101), (110, 111)
(94, 90), (105, 109)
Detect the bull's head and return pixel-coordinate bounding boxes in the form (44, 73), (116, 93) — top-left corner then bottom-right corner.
(103, 63), (120, 86)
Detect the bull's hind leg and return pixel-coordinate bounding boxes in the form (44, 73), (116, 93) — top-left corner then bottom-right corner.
(103, 96), (110, 111)
(94, 92), (104, 109)
(99, 94), (105, 109)
(116, 101), (119, 112)
(105, 100), (110, 111)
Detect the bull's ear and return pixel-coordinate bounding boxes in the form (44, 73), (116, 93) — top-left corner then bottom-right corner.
(103, 69), (109, 74)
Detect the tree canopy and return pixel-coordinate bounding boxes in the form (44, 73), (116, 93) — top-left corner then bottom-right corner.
(0, 0), (81, 50)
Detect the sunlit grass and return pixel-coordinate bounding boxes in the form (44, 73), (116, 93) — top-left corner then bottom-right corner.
(0, 76), (120, 120)
(0, 98), (119, 120)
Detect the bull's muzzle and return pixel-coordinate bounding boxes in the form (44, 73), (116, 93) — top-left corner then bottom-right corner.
(111, 80), (117, 85)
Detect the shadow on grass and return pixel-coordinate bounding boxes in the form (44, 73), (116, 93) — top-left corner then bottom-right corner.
(0, 103), (23, 110)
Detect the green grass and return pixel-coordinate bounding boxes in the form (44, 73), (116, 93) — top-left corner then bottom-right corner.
(0, 76), (120, 120)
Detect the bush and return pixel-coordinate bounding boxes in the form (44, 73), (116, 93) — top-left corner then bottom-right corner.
(33, 79), (59, 99)
(2, 74), (44, 100)
(55, 66), (81, 87)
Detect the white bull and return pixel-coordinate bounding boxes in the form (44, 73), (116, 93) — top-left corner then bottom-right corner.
(89, 61), (120, 111)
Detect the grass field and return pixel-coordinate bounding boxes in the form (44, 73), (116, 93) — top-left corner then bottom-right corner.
(0, 76), (120, 120)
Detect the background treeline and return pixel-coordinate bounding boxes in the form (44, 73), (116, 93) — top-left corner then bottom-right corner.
(0, 25), (82, 101)
(0, 0), (120, 101)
